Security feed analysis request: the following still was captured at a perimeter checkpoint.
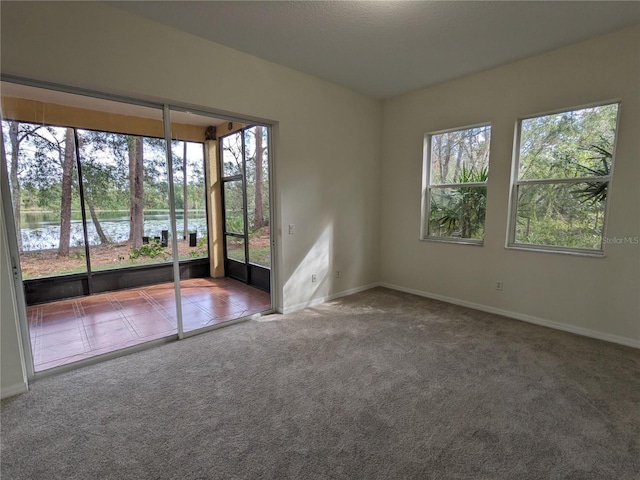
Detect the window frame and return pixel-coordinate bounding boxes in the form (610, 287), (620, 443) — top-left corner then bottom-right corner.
(507, 101), (621, 257)
(420, 122), (492, 246)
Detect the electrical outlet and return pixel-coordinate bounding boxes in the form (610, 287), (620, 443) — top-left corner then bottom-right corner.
(496, 281), (503, 291)
(336, 270), (341, 279)
(288, 224), (295, 235)
(311, 273), (317, 283)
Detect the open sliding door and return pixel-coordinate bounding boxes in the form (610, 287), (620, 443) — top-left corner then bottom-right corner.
(219, 126), (270, 292)
(1, 78), (273, 374)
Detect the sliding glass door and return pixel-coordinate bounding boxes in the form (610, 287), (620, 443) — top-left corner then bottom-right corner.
(0, 82), (181, 371)
(1, 79), (273, 374)
(168, 109), (274, 335)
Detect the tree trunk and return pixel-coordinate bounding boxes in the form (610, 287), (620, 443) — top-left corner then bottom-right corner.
(183, 141), (188, 239)
(128, 136), (144, 249)
(253, 126), (265, 229)
(86, 196), (109, 244)
(58, 128), (75, 256)
(8, 121), (22, 252)
(434, 136), (443, 183)
(128, 136), (134, 243)
(453, 138), (463, 183)
(441, 133), (452, 183)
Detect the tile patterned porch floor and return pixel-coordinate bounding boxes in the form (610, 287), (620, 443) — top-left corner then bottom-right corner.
(27, 278), (271, 372)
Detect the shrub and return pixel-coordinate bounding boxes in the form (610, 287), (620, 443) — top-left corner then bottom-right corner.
(129, 240), (167, 260)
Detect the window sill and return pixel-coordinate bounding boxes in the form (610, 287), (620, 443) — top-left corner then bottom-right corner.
(420, 237), (484, 246)
(506, 244), (605, 258)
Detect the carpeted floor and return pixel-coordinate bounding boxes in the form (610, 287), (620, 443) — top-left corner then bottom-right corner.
(2, 287), (639, 479)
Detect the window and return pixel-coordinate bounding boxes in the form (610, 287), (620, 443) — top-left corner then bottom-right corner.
(421, 124), (491, 243)
(1, 82), (213, 283)
(510, 103), (619, 254)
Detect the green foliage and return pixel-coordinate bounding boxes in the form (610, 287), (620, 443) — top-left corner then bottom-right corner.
(187, 235), (209, 259)
(129, 240), (168, 260)
(7, 120), (272, 277)
(515, 104), (618, 249)
(225, 215), (244, 234)
(221, 127), (270, 232)
(516, 181), (606, 250)
(519, 104), (617, 181)
(4, 124), (206, 215)
(429, 165), (488, 239)
(427, 125), (490, 240)
(571, 140), (611, 204)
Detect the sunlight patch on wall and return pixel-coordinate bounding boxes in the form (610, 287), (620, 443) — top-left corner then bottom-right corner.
(283, 223), (332, 312)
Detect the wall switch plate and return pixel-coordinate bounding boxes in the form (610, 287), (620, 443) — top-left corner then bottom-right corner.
(311, 273), (317, 283)
(288, 224), (295, 235)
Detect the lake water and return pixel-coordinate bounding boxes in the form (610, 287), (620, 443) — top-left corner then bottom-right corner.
(19, 210), (207, 251)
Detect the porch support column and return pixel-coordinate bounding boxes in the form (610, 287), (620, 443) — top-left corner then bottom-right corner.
(205, 127), (224, 278)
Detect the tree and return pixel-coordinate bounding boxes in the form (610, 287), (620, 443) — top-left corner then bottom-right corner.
(6, 123), (74, 253)
(86, 196), (109, 244)
(431, 165), (488, 239)
(221, 132), (243, 176)
(58, 128), (75, 256)
(571, 140), (612, 204)
(80, 160), (110, 245)
(76, 130), (118, 245)
(513, 104), (619, 249)
(128, 136), (144, 249)
(183, 140), (188, 238)
(428, 126), (490, 239)
(3, 121), (44, 252)
(142, 137), (172, 212)
(253, 126), (266, 229)
(7, 121), (23, 252)
(220, 132), (245, 234)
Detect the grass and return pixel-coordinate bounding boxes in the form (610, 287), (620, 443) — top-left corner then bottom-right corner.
(227, 247), (271, 268)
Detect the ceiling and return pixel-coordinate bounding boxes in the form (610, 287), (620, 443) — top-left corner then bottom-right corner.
(1, 81), (229, 128)
(111, 1), (640, 99)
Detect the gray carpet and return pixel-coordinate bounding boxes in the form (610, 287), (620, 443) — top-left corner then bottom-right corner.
(2, 287), (639, 479)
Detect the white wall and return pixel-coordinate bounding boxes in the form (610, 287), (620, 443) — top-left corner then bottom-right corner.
(0, 1), (383, 312)
(380, 26), (640, 346)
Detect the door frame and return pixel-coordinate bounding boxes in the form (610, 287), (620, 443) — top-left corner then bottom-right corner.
(0, 124), (34, 380)
(219, 125), (271, 292)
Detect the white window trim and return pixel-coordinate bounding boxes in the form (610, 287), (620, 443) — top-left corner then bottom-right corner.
(420, 123), (491, 245)
(506, 101), (621, 256)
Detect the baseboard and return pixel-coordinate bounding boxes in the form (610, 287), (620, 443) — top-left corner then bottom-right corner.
(1, 381), (28, 399)
(282, 283), (379, 314)
(379, 282), (640, 349)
